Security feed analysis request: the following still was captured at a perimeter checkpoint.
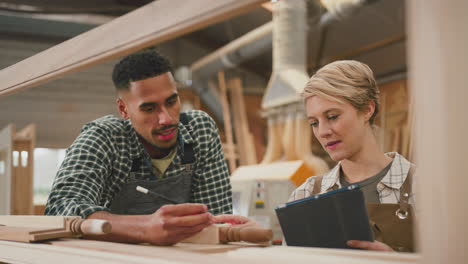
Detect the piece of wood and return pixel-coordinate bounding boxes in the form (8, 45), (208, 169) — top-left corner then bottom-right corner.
(0, 226), (74, 243)
(218, 226), (272, 244)
(0, 238), (419, 264)
(391, 127), (401, 152)
(409, 2), (468, 263)
(181, 225), (220, 244)
(281, 111), (298, 160)
(0, 215), (111, 242)
(0, 239), (185, 264)
(228, 78), (257, 165)
(0, 124), (14, 215)
(46, 238), (263, 262)
(0, 0), (265, 97)
(227, 246), (419, 264)
(12, 124), (35, 215)
(0, 215), (70, 229)
(260, 116), (283, 164)
(181, 224), (272, 245)
(217, 72), (237, 173)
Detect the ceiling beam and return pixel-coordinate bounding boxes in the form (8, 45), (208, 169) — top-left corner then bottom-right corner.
(0, 0), (265, 97)
(0, 13), (96, 39)
(309, 34), (406, 70)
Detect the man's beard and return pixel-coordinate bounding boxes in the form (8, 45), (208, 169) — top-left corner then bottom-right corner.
(150, 140), (177, 152)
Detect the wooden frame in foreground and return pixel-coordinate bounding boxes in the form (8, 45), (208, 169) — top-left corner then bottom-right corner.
(0, 0), (467, 263)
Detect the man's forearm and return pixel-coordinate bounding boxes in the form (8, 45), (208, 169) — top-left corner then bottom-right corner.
(86, 211), (150, 243)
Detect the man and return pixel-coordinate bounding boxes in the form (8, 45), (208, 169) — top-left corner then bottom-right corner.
(45, 49), (236, 245)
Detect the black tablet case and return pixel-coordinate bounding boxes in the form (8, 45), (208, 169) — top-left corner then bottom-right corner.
(275, 186), (373, 248)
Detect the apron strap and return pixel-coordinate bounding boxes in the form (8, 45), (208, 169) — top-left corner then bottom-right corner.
(182, 143), (195, 171)
(130, 158), (142, 172)
(179, 112), (195, 171)
(311, 176), (323, 196)
(398, 164), (415, 218)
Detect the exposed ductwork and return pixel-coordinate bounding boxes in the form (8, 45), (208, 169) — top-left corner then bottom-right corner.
(188, 0), (374, 123)
(189, 22), (273, 123)
(191, 22), (273, 81)
(259, 0), (330, 175)
(261, 0), (309, 110)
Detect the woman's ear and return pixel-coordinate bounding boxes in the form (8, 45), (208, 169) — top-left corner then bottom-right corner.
(364, 100), (376, 122)
(116, 98), (129, 120)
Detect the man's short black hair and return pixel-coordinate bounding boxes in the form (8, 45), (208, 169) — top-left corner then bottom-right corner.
(112, 49), (173, 91)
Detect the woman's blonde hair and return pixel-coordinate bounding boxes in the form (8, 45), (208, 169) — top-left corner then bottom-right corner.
(302, 60), (380, 125)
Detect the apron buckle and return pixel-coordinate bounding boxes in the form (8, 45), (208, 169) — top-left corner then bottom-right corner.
(395, 208), (409, 220)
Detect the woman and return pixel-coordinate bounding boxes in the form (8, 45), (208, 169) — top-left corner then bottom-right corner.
(289, 60), (415, 252)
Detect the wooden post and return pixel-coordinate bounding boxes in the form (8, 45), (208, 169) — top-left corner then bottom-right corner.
(0, 124), (14, 215)
(12, 124), (35, 215)
(281, 111), (298, 161)
(217, 72), (237, 173)
(408, 1), (468, 263)
(228, 78), (257, 165)
(260, 116), (283, 164)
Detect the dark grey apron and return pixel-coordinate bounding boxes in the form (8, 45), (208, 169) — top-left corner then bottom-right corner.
(109, 113), (195, 215)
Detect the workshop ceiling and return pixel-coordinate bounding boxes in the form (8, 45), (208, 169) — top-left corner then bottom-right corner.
(0, 0), (406, 148)
(0, 0), (405, 79)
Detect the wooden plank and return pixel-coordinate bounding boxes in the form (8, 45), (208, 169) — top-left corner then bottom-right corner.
(181, 224), (220, 244)
(180, 224), (272, 245)
(0, 238), (419, 264)
(0, 240), (164, 264)
(12, 125), (35, 215)
(0, 0), (265, 97)
(0, 216), (111, 242)
(217, 72), (237, 173)
(0, 215), (71, 229)
(0, 226), (69, 243)
(45, 238), (262, 263)
(228, 78), (257, 165)
(227, 246), (419, 264)
(0, 124), (13, 215)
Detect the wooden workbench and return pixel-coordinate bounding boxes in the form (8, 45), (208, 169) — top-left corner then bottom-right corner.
(0, 238), (419, 264)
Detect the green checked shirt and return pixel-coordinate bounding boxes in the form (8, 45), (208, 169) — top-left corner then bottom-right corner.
(45, 110), (232, 218)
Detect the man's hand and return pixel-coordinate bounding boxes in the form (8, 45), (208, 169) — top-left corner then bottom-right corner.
(212, 214), (260, 228)
(144, 203), (213, 245)
(87, 203), (212, 246)
(346, 240), (393, 251)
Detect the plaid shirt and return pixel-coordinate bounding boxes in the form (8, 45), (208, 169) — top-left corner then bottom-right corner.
(289, 152), (416, 206)
(45, 110), (232, 218)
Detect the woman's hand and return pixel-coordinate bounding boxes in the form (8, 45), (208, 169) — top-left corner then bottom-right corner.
(212, 214), (260, 228)
(346, 240), (393, 251)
